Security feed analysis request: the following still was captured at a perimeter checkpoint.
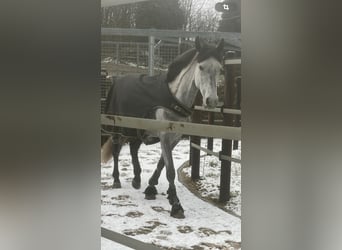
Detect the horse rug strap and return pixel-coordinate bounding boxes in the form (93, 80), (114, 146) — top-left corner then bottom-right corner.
(106, 74), (192, 142)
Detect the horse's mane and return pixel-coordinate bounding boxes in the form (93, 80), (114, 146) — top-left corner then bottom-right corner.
(166, 43), (223, 83)
(166, 48), (197, 83)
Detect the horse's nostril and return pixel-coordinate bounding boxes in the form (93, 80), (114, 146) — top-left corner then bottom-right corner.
(205, 98), (209, 106)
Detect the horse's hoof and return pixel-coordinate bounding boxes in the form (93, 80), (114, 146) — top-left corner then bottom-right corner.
(132, 179), (141, 189)
(145, 194), (156, 200)
(112, 181), (121, 189)
(144, 185), (157, 200)
(170, 203), (185, 219)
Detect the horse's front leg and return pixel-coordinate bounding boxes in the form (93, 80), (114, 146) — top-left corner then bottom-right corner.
(161, 132), (185, 218)
(144, 135), (181, 200)
(129, 139), (142, 189)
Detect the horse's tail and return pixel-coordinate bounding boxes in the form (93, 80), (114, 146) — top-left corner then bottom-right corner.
(101, 136), (113, 164)
(104, 76), (116, 113)
(101, 76), (116, 164)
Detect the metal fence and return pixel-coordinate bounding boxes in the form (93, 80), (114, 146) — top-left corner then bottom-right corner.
(100, 28), (241, 114)
(100, 28), (240, 77)
(101, 40), (191, 77)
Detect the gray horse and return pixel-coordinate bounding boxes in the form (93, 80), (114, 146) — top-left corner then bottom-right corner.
(102, 37), (224, 218)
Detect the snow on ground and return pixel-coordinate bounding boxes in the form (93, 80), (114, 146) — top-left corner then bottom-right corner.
(101, 139), (241, 250)
(181, 140), (241, 216)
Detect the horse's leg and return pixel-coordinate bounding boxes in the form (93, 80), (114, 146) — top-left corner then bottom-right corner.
(145, 137), (181, 200)
(144, 157), (163, 200)
(129, 139), (142, 189)
(148, 156), (164, 186)
(112, 136), (123, 188)
(161, 133), (185, 218)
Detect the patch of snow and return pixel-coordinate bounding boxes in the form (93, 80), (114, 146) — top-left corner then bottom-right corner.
(102, 57), (113, 63)
(101, 139), (241, 249)
(182, 139), (241, 216)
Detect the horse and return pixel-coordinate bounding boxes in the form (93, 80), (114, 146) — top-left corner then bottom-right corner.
(101, 37), (224, 218)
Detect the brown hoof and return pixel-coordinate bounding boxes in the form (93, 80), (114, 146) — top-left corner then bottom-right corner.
(171, 203), (185, 219)
(144, 185), (157, 200)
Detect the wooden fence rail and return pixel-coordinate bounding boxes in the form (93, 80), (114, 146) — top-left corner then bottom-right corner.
(101, 114), (241, 141)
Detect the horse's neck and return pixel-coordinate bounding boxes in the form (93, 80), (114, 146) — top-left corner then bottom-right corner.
(168, 58), (198, 108)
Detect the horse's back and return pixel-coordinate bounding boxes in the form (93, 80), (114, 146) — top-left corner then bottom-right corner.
(107, 73), (168, 118)
(105, 73), (168, 144)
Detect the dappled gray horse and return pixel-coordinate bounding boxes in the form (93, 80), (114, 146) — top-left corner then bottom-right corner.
(103, 37), (224, 218)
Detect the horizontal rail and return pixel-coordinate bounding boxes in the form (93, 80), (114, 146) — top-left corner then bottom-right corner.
(101, 114), (241, 140)
(101, 105), (241, 115)
(194, 105), (241, 115)
(191, 143), (241, 164)
(101, 28), (241, 49)
(101, 227), (161, 250)
(224, 58), (241, 65)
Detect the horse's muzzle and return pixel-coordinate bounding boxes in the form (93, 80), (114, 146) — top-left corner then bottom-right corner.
(205, 97), (218, 108)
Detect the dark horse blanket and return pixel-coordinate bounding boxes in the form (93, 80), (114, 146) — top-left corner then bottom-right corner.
(105, 74), (191, 144)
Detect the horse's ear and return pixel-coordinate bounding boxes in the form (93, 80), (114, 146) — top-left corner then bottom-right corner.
(216, 38), (225, 52)
(195, 36), (204, 51)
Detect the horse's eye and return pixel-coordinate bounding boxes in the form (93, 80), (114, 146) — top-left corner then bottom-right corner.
(199, 65), (204, 71)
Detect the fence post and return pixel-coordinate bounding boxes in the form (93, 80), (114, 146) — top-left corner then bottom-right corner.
(148, 35), (155, 76)
(219, 51), (238, 202)
(190, 94), (202, 180)
(115, 43), (119, 64)
(178, 37), (181, 55)
(136, 43), (140, 68)
(207, 112), (214, 151)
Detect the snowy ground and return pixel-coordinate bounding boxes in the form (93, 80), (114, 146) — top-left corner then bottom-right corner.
(181, 139), (241, 217)
(101, 139), (241, 250)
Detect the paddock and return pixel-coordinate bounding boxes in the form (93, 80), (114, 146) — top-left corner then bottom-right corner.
(100, 27), (241, 249)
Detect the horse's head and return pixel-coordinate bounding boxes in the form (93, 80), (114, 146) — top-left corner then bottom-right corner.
(194, 37), (224, 108)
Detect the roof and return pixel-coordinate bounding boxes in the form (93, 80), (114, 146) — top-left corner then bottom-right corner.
(101, 0), (151, 7)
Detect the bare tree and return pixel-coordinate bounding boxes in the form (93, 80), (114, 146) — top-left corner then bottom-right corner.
(179, 0), (220, 32)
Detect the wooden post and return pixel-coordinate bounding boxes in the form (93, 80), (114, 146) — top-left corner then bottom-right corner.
(190, 94), (202, 180)
(233, 76), (241, 150)
(219, 51), (238, 202)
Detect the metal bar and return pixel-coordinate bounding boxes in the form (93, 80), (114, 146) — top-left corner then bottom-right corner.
(102, 28), (241, 49)
(101, 114), (241, 140)
(224, 58), (241, 65)
(101, 227), (161, 250)
(148, 35), (155, 76)
(191, 143), (241, 164)
(194, 105), (241, 115)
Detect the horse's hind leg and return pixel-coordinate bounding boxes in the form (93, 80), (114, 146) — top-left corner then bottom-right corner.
(112, 137), (122, 188)
(129, 139), (142, 189)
